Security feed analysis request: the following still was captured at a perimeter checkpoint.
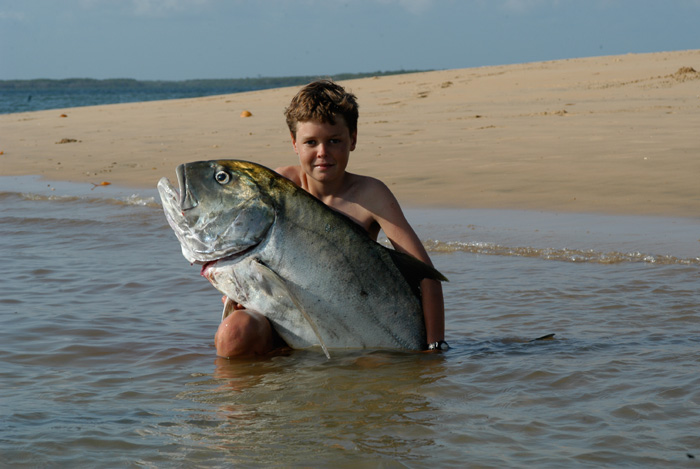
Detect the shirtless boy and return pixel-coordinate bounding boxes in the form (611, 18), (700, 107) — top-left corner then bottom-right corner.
(214, 80), (446, 357)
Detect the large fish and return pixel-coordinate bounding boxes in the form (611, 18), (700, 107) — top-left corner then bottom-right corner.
(157, 160), (446, 357)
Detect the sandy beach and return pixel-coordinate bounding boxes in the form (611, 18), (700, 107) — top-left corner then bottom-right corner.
(2, 50), (699, 217)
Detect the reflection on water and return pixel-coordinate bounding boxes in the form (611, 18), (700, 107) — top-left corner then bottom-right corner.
(178, 352), (448, 465)
(1, 177), (699, 466)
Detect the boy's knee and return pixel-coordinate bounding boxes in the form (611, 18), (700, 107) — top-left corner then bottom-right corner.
(214, 309), (274, 358)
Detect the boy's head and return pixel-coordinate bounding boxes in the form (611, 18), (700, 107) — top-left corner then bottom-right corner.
(285, 80), (359, 138)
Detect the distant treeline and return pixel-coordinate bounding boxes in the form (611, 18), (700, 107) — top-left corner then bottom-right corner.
(0, 70), (427, 91)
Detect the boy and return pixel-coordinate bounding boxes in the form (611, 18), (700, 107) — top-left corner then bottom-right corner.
(215, 80), (446, 357)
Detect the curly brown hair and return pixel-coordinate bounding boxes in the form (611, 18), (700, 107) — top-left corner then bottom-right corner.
(284, 80), (359, 137)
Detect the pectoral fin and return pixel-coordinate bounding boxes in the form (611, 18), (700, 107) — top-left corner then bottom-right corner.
(221, 296), (237, 321)
(251, 260), (331, 359)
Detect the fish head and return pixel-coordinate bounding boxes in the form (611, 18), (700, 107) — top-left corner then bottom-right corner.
(157, 160), (278, 264)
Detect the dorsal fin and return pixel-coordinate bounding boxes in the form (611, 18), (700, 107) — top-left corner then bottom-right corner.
(386, 248), (448, 298)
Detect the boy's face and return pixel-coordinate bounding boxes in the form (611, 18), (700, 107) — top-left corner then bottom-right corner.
(291, 116), (357, 184)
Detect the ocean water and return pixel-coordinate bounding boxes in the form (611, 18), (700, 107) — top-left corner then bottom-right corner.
(0, 72), (417, 114)
(0, 86), (243, 114)
(1, 175), (699, 467)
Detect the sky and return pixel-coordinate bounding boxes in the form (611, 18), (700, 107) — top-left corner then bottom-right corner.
(1, 0), (699, 81)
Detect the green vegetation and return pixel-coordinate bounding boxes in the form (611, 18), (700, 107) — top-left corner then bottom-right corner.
(0, 70), (428, 91)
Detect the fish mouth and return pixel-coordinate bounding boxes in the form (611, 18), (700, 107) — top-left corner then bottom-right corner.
(158, 161), (275, 266)
(157, 176), (179, 204)
(176, 163), (198, 210)
(158, 176), (246, 263)
(157, 166), (198, 210)
(200, 244), (258, 277)
(200, 260), (217, 277)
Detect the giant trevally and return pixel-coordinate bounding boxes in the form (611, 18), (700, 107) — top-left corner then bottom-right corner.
(157, 160), (447, 357)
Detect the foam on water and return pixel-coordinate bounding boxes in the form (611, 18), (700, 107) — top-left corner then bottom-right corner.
(1, 175), (160, 208)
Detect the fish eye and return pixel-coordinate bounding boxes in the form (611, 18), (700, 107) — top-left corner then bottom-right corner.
(215, 170), (231, 185)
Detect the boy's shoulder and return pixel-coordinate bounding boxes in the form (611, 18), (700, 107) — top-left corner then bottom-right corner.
(345, 172), (402, 218)
(275, 165), (303, 185)
(274, 165), (391, 195)
(346, 172), (392, 198)
(275, 164), (399, 211)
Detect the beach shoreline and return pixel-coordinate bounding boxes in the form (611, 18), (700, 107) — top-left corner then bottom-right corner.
(2, 50), (699, 218)
(4, 173), (698, 263)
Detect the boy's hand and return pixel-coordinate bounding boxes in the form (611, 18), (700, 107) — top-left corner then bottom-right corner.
(221, 296), (246, 310)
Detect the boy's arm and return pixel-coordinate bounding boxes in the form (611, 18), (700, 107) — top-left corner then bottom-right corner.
(364, 181), (445, 346)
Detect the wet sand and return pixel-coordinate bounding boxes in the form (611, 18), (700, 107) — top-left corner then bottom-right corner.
(1, 50), (699, 217)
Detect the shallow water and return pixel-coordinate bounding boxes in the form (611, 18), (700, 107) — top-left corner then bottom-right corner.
(1, 176), (699, 467)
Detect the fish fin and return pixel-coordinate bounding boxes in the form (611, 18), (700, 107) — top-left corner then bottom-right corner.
(387, 248), (448, 283)
(252, 260), (331, 359)
(529, 333), (556, 342)
(221, 296), (237, 321)
(386, 248), (448, 298)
